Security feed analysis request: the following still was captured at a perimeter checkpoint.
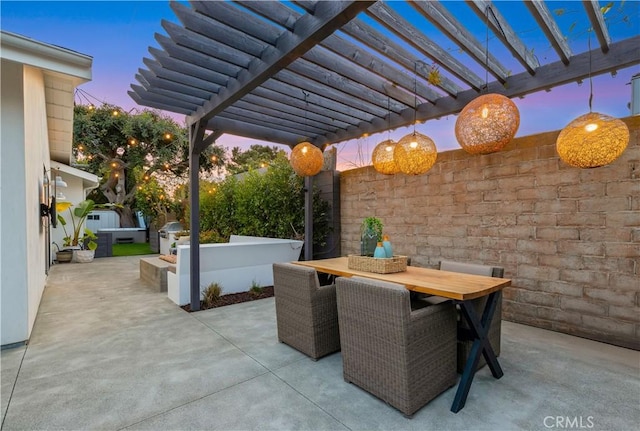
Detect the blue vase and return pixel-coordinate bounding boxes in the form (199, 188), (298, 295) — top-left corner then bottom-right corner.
(382, 235), (393, 258)
(373, 242), (387, 259)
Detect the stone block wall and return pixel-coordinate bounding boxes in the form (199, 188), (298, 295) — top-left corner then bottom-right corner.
(339, 116), (639, 350)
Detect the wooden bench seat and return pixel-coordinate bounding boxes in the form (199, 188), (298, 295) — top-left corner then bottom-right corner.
(139, 256), (175, 292)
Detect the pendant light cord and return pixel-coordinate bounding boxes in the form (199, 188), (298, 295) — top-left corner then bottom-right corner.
(588, 32), (593, 112)
(413, 61), (418, 134)
(484, 5), (490, 92)
(302, 90), (309, 130)
(483, 6), (507, 94)
(387, 96), (391, 139)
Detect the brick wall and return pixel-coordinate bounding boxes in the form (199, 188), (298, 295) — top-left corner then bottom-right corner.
(340, 116), (639, 350)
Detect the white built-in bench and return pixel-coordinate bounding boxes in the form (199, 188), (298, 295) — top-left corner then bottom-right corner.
(167, 235), (303, 306)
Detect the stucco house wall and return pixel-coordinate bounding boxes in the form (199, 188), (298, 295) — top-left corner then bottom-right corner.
(340, 116), (639, 350)
(1, 59), (30, 346)
(0, 31), (92, 347)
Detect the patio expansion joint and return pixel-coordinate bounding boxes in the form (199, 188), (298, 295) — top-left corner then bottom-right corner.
(180, 312), (351, 428)
(269, 371), (354, 431)
(115, 372), (272, 431)
(190, 313), (310, 371)
(0, 345), (28, 429)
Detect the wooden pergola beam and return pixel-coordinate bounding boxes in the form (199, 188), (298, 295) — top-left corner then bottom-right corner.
(582, 0), (611, 53)
(188, 1), (376, 126)
(316, 36), (640, 146)
(410, 0), (510, 83)
(525, 0), (572, 65)
(467, 0), (540, 74)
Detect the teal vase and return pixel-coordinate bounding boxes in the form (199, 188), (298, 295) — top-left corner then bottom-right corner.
(382, 235), (393, 258)
(373, 242), (387, 259)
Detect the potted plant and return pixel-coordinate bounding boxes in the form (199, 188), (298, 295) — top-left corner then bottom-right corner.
(52, 242), (73, 263)
(360, 217), (383, 257)
(57, 199), (99, 263)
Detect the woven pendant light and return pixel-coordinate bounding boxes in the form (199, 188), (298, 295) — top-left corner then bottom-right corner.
(556, 112), (629, 168)
(455, 6), (519, 155)
(290, 142), (323, 176)
(372, 140), (400, 175)
(555, 34), (629, 169)
(373, 96), (400, 175)
(394, 132), (437, 175)
(455, 93), (520, 155)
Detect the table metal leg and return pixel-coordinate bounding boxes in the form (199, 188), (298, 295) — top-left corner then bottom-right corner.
(451, 291), (503, 413)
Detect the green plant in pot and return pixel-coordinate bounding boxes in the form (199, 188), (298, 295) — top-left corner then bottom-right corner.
(360, 216), (383, 257)
(57, 199), (99, 262)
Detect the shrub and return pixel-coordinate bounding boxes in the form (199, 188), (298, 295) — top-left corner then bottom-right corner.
(199, 229), (227, 244)
(249, 280), (263, 296)
(198, 154), (331, 247)
(202, 282), (222, 308)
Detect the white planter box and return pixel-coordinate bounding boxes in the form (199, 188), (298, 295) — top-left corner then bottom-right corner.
(167, 235), (303, 306)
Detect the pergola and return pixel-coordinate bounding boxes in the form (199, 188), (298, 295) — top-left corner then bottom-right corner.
(129, 1), (640, 310)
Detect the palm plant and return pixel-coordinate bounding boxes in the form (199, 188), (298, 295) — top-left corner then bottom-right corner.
(56, 199), (98, 250)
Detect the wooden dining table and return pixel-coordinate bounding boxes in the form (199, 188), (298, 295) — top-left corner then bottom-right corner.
(293, 257), (512, 413)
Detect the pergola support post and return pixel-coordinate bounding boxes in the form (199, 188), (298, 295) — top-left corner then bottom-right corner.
(188, 122), (205, 311)
(304, 175), (313, 261)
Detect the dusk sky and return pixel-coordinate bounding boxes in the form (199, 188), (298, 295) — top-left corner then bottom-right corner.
(2, 1), (638, 170)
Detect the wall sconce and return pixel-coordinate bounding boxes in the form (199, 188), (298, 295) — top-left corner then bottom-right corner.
(40, 168), (68, 228)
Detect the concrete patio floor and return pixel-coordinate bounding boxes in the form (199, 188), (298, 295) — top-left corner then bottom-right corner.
(1, 256), (638, 431)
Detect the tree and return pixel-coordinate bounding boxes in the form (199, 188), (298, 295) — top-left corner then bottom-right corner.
(226, 144), (288, 175)
(73, 104), (226, 227)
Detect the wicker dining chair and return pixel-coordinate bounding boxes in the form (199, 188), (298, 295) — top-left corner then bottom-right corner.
(272, 263), (340, 360)
(436, 260), (504, 373)
(336, 276), (457, 417)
